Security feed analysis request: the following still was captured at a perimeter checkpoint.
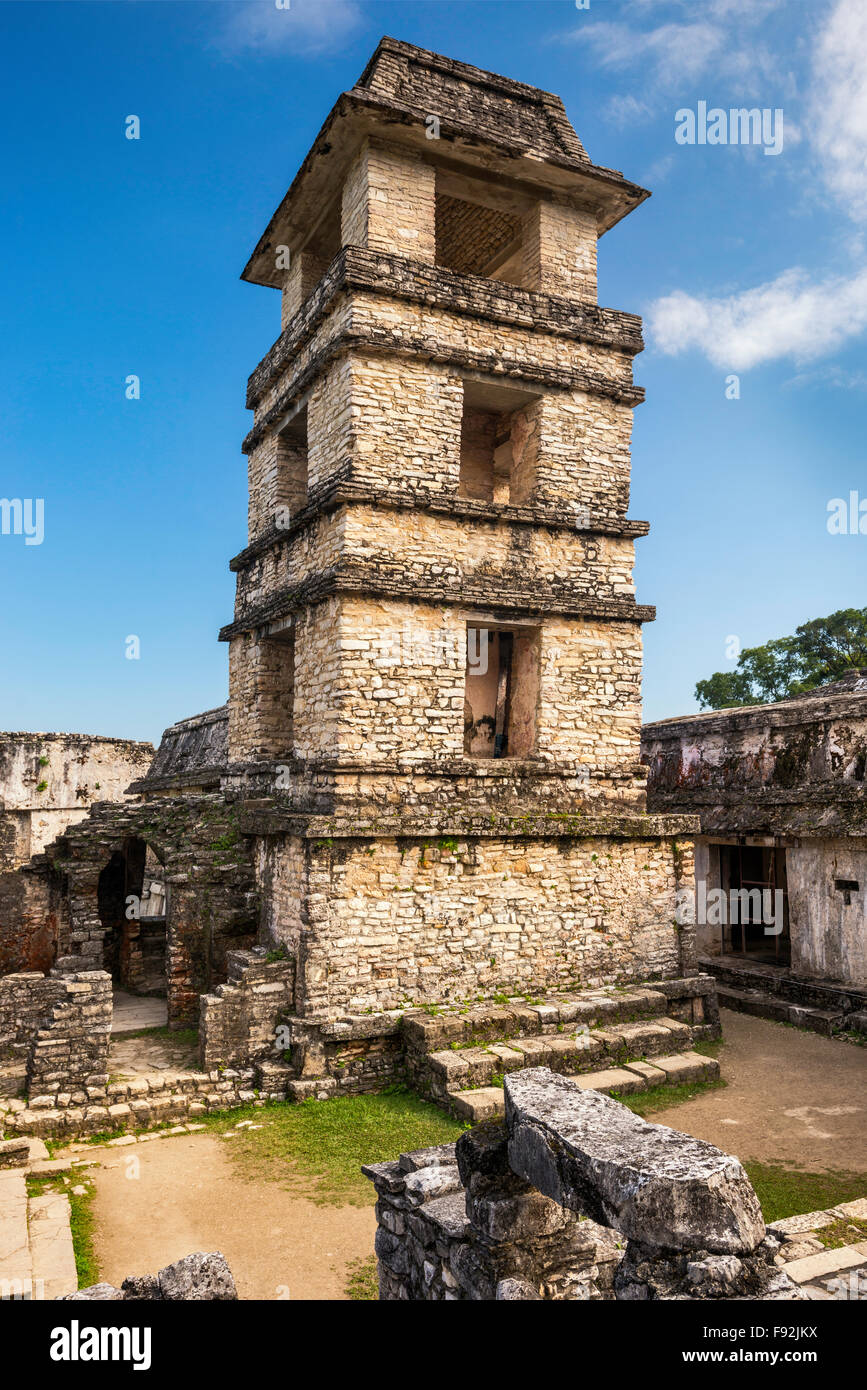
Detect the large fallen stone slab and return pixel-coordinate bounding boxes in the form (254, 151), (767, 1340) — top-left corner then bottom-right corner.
(58, 1251), (237, 1301)
(504, 1068), (765, 1255)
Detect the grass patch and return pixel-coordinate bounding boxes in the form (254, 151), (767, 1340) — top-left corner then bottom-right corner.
(197, 1085), (464, 1205)
(741, 1163), (867, 1226)
(116, 1025), (199, 1048)
(26, 1172), (100, 1289)
(344, 1255), (378, 1300)
(613, 1077), (726, 1116)
(815, 1216), (867, 1249)
(692, 1037), (725, 1058)
(69, 1185), (100, 1288)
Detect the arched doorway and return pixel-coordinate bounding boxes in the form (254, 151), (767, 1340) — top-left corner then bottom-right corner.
(96, 837), (168, 997)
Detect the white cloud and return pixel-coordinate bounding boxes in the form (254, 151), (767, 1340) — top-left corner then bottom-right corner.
(808, 0), (867, 219)
(604, 93), (653, 127)
(570, 20), (726, 89)
(564, 1), (789, 100)
(648, 265), (867, 369)
(216, 0), (363, 57)
(784, 363), (867, 392)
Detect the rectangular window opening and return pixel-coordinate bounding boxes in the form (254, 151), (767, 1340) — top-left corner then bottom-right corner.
(259, 626), (296, 760)
(458, 381), (539, 506)
(435, 190), (527, 286)
(464, 624), (539, 760)
(274, 405), (309, 521)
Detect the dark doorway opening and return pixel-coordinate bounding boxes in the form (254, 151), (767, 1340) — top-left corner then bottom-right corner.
(719, 844), (791, 966)
(97, 837), (167, 995)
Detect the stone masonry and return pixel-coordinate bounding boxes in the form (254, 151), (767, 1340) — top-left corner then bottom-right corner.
(642, 672), (867, 1030)
(0, 40), (719, 1131)
(364, 1068), (803, 1300)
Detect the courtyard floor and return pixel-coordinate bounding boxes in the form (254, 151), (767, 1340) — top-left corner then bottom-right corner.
(76, 1008), (867, 1300)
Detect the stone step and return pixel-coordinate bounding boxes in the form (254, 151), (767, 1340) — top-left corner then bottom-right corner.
(403, 986), (673, 1055)
(28, 1191), (78, 1300)
(702, 957), (865, 1016)
(717, 986), (846, 1035)
(449, 1051), (720, 1122)
(0, 1169), (32, 1299)
(425, 1016), (694, 1099)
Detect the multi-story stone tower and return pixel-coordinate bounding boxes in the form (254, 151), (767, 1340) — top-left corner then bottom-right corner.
(2, 42), (715, 1135)
(215, 38), (700, 1025)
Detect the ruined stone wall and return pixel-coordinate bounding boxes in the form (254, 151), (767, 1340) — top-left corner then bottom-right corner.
(365, 1068), (799, 1301)
(261, 829), (692, 1017)
(786, 840), (867, 985)
(0, 859), (64, 974)
(199, 947), (295, 1071)
(0, 969), (110, 1101)
(0, 734), (153, 868)
(642, 679), (867, 838)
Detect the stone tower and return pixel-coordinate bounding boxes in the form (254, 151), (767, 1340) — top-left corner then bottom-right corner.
(217, 37), (699, 1026)
(0, 41), (716, 1136)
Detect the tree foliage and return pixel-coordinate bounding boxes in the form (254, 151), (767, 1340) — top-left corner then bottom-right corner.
(695, 608), (867, 710)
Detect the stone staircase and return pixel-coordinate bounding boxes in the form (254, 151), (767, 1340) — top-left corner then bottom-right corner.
(403, 976), (721, 1123)
(0, 1141), (78, 1300)
(700, 955), (867, 1037)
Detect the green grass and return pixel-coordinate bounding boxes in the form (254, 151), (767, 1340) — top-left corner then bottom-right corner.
(815, 1216), (867, 1249)
(740, 1163), (867, 1226)
(69, 1185), (100, 1288)
(116, 1025), (199, 1047)
(344, 1255), (378, 1300)
(613, 1077), (727, 1116)
(197, 1085), (464, 1205)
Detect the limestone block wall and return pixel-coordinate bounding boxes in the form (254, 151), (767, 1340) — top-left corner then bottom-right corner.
(521, 200), (597, 300)
(0, 969), (111, 1100)
(281, 250), (326, 329)
(261, 830), (691, 1017)
(232, 506), (637, 617)
(341, 140), (437, 262)
(236, 596), (643, 777)
(199, 948), (295, 1071)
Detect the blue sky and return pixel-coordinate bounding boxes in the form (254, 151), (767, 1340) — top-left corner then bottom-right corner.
(1, 0), (864, 742)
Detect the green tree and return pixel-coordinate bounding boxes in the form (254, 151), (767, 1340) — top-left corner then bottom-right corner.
(695, 608), (867, 710)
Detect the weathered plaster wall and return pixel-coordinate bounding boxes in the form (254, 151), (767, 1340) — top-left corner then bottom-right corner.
(787, 841), (867, 985)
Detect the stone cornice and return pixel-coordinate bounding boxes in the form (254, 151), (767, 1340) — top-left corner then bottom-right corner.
(243, 322), (643, 459)
(218, 565), (655, 640)
(228, 483), (649, 574)
(232, 802), (698, 842)
(246, 246), (643, 411)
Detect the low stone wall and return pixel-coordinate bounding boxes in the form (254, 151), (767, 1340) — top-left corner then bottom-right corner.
(0, 969), (110, 1102)
(364, 1067), (803, 1300)
(199, 947), (295, 1071)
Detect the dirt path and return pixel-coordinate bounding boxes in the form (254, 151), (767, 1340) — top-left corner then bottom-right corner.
(652, 1010), (867, 1171)
(88, 1133), (376, 1300)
